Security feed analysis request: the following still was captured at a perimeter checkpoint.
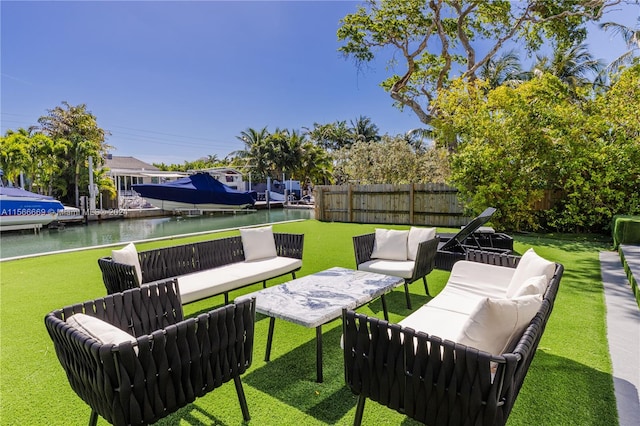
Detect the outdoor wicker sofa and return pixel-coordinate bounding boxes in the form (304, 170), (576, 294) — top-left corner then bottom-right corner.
(44, 279), (256, 425)
(98, 227), (304, 305)
(353, 227), (439, 310)
(342, 249), (564, 425)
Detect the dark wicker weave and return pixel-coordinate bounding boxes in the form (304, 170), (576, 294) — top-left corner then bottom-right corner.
(353, 234), (439, 310)
(342, 250), (564, 426)
(98, 233), (304, 302)
(44, 280), (256, 426)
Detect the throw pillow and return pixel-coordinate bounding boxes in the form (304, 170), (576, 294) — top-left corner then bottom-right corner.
(407, 227), (437, 261)
(67, 313), (138, 352)
(112, 242), (143, 285)
(371, 228), (409, 261)
(505, 248), (556, 298)
(456, 294), (543, 356)
(240, 226), (277, 261)
(512, 275), (548, 298)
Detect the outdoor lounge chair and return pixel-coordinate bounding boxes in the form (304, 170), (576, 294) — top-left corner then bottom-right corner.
(435, 207), (513, 270)
(353, 228), (439, 310)
(44, 279), (256, 426)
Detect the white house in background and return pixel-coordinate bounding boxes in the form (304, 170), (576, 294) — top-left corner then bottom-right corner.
(190, 167), (249, 191)
(103, 155), (187, 209)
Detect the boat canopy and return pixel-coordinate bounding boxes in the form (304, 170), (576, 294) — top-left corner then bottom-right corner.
(132, 173), (256, 207)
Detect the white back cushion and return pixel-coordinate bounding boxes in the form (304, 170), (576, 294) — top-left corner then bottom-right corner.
(512, 275), (548, 298)
(112, 242), (143, 285)
(407, 227), (436, 261)
(240, 226), (277, 261)
(506, 248), (556, 298)
(456, 294), (542, 355)
(67, 313), (137, 352)
(371, 228), (409, 261)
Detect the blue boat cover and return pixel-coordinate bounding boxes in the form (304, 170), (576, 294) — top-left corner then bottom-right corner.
(132, 173), (256, 207)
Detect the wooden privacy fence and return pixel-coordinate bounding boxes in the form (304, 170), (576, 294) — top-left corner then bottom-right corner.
(314, 184), (472, 227)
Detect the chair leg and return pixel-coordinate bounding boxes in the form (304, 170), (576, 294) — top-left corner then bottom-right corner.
(404, 281), (412, 310)
(354, 395), (366, 426)
(423, 276), (430, 296)
(262, 280), (267, 289)
(233, 375), (251, 421)
(88, 410), (98, 426)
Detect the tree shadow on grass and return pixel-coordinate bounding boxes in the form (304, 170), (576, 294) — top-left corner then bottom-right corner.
(242, 325), (357, 424)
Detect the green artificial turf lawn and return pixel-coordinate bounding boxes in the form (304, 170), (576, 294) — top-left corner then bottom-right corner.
(0, 220), (617, 425)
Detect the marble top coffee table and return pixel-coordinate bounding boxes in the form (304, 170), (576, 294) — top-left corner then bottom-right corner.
(236, 267), (404, 382)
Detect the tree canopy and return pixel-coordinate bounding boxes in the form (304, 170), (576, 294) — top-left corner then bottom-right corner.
(433, 64), (640, 232)
(38, 102), (111, 206)
(338, 0), (621, 135)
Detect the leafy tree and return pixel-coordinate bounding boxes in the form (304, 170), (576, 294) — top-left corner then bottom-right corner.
(38, 102), (111, 206)
(338, 0), (619, 146)
(298, 141), (333, 186)
(0, 128), (69, 194)
(434, 67), (640, 232)
(0, 129), (30, 186)
(333, 135), (450, 184)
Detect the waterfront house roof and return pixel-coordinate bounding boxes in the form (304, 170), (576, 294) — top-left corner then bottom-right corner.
(104, 156), (160, 171)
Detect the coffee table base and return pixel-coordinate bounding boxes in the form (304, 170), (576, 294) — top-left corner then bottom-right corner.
(264, 294), (389, 383)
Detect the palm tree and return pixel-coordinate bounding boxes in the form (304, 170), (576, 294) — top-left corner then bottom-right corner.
(349, 115), (380, 143)
(532, 43), (604, 90)
(304, 120), (353, 151)
(233, 126), (271, 181)
(479, 50), (525, 89)
(600, 18), (640, 73)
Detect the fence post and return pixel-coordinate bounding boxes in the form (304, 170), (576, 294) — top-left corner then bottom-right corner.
(348, 185), (353, 223)
(409, 183), (415, 225)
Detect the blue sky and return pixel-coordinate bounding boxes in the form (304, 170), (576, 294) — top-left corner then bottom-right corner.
(2, 1), (639, 165)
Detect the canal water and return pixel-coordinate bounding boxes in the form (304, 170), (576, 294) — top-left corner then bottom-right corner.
(0, 208), (313, 260)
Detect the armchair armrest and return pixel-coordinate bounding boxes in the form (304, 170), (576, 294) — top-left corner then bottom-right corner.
(353, 233), (375, 267)
(274, 233), (304, 259)
(98, 257), (141, 294)
(410, 237), (439, 282)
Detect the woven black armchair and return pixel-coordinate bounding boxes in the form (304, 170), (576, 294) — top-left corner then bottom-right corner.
(343, 250), (564, 426)
(353, 234), (439, 309)
(44, 280), (256, 426)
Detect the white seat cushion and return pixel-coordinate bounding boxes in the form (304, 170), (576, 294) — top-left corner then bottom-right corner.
(456, 294), (542, 355)
(407, 227), (436, 261)
(399, 304), (470, 343)
(112, 242), (143, 284)
(371, 228), (409, 261)
(67, 313), (137, 352)
(358, 259), (415, 280)
(176, 256), (302, 304)
(240, 226), (277, 261)
(506, 249), (555, 298)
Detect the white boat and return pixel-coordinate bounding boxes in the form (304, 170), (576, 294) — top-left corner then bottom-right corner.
(0, 186), (65, 231)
